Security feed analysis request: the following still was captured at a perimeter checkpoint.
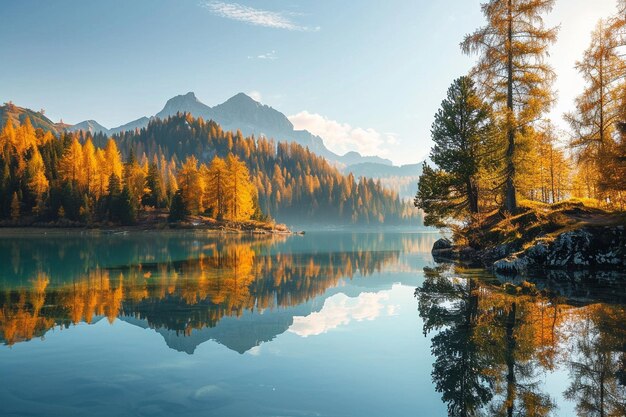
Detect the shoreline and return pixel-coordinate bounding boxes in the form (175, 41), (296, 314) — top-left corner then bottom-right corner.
(0, 220), (299, 236)
(429, 202), (626, 277)
(431, 226), (625, 277)
(0, 227), (297, 236)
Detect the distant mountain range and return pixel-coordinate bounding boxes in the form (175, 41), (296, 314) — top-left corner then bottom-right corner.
(64, 92), (395, 168)
(1, 93), (423, 197)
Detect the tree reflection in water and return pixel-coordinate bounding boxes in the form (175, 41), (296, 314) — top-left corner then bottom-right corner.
(416, 264), (625, 417)
(0, 234), (403, 346)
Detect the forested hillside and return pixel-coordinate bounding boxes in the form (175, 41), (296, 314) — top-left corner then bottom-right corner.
(0, 114), (420, 226)
(0, 117), (261, 225)
(112, 113), (418, 224)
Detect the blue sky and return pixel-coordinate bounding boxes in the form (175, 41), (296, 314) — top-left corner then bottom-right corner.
(0, 0), (618, 165)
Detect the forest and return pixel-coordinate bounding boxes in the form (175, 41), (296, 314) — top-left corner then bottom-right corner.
(0, 112), (419, 226)
(415, 0), (626, 229)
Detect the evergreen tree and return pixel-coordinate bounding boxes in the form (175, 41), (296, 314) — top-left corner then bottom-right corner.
(117, 186), (136, 225)
(168, 189), (188, 222)
(143, 160), (165, 208)
(105, 174), (122, 222)
(415, 77), (496, 226)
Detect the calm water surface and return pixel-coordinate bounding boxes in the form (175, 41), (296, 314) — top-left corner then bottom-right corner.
(0, 231), (624, 417)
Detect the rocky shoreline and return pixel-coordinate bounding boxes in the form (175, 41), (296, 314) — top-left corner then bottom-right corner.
(432, 224), (626, 276)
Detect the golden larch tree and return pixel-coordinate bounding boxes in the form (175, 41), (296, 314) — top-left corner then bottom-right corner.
(104, 138), (123, 183)
(203, 156), (229, 220)
(58, 138), (84, 186)
(462, 0), (558, 212)
(226, 154), (254, 221)
(27, 149), (49, 213)
(566, 18), (625, 206)
(177, 156), (204, 214)
(82, 138), (99, 196)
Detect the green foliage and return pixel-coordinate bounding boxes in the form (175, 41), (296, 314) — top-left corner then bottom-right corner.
(415, 77), (497, 227)
(168, 190), (187, 222)
(143, 161), (166, 208)
(117, 186), (136, 225)
(417, 267), (494, 416)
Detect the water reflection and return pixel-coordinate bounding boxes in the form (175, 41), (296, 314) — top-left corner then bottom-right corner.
(0, 232), (433, 352)
(416, 264), (626, 417)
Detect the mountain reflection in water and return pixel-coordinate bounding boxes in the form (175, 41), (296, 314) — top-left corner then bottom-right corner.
(0, 232), (431, 352)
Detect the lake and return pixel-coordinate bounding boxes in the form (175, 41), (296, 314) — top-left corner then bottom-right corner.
(0, 231), (624, 417)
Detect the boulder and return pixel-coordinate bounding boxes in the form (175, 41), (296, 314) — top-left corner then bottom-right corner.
(432, 238), (452, 251)
(493, 254), (529, 275)
(431, 238), (456, 263)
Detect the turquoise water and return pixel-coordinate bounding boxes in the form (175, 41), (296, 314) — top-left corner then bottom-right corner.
(0, 231), (623, 416)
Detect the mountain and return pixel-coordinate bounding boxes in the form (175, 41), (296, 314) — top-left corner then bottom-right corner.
(155, 91), (212, 120)
(153, 93), (403, 168)
(212, 92), (294, 133)
(153, 92), (339, 161)
(341, 151), (392, 166)
(0, 102), (62, 134)
(110, 116), (150, 135)
(67, 92), (408, 169)
(67, 119), (110, 135)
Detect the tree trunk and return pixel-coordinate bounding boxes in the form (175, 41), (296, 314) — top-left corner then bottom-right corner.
(599, 367), (605, 417)
(505, 0), (517, 213)
(550, 146), (556, 203)
(505, 302), (517, 417)
(467, 180), (479, 214)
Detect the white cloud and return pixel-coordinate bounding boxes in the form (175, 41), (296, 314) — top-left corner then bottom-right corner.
(288, 291), (397, 337)
(201, 1), (319, 32)
(248, 50), (277, 60)
(248, 90), (262, 102)
(247, 345), (262, 356)
(288, 111), (397, 157)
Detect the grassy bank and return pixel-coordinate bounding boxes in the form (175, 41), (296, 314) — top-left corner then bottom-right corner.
(457, 199), (625, 252)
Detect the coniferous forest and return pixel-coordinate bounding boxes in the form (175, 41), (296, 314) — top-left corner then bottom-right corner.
(0, 112), (418, 226)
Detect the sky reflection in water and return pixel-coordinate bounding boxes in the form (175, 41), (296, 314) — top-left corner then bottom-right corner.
(0, 231), (624, 417)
